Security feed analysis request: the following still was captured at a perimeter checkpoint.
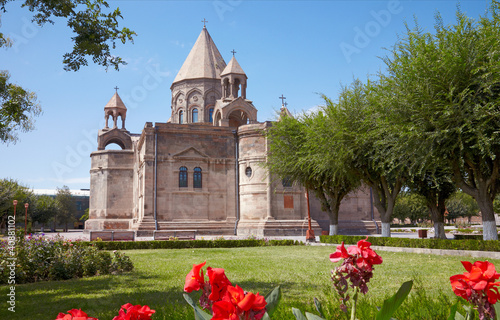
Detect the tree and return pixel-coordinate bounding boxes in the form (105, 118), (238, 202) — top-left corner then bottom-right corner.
(55, 185), (76, 232)
(31, 195), (57, 230)
(0, 178), (32, 230)
(446, 191), (480, 224)
(393, 192), (429, 225)
(327, 79), (406, 237)
(0, 0), (136, 143)
(265, 109), (360, 235)
(382, 2), (500, 240)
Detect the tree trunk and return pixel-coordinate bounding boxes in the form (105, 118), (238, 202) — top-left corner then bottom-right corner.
(473, 190), (498, 240)
(428, 204), (447, 239)
(329, 224), (338, 235)
(434, 222), (446, 239)
(381, 222), (391, 237)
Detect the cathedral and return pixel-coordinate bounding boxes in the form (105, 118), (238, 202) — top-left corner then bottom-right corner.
(85, 27), (379, 236)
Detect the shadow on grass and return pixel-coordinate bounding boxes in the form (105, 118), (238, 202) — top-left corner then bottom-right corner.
(0, 274), (316, 320)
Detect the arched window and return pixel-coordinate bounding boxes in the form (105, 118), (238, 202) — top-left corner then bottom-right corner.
(179, 166), (188, 187)
(193, 167), (202, 188)
(179, 111), (184, 124)
(192, 108), (198, 123)
(208, 108), (214, 123)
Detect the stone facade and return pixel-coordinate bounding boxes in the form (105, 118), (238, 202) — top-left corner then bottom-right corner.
(85, 27), (380, 236)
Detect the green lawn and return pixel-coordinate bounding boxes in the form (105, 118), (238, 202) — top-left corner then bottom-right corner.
(1, 246), (497, 319)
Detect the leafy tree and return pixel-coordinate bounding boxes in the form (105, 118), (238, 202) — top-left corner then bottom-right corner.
(327, 79), (406, 237)
(0, 0), (136, 143)
(31, 194), (56, 230)
(265, 109), (359, 235)
(55, 185), (76, 232)
(0, 178), (32, 230)
(446, 191), (480, 224)
(393, 192), (429, 225)
(381, 2), (500, 240)
(405, 171), (456, 239)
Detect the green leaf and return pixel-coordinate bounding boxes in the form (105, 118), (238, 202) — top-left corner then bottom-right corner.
(292, 308), (308, 320)
(463, 305), (475, 320)
(447, 302), (460, 320)
(305, 311), (326, 320)
(183, 293), (212, 320)
(313, 297), (325, 318)
(454, 311), (465, 320)
(495, 303), (500, 320)
(265, 286), (281, 316)
(261, 312), (271, 320)
(375, 280), (413, 320)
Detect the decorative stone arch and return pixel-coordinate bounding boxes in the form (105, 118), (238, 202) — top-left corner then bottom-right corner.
(105, 109), (126, 129)
(204, 89), (221, 105)
(227, 108), (250, 127)
(98, 128), (133, 150)
(214, 110), (222, 127)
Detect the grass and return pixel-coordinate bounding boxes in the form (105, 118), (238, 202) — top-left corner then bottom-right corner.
(1, 246), (498, 319)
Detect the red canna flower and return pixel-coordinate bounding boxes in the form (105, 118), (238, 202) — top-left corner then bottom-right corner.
(184, 261), (207, 293)
(212, 300), (239, 320)
(450, 260), (500, 320)
(219, 285), (267, 320)
(112, 303), (155, 320)
(330, 238), (382, 272)
(55, 309), (98, 320)
(207, 267), (232, 301)
(329, 242), (352, 263)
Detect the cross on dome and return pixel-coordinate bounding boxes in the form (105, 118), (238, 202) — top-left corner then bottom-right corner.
(279, 94), (286, 106)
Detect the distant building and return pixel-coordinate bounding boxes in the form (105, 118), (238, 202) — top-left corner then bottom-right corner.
(33, 189), (89, 228)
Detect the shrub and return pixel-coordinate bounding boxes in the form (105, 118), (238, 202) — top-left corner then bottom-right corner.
(319, 235), (500, 252)
(0, 231), (134, 284)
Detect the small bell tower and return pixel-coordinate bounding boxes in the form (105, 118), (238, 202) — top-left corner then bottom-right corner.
(104, 87), (127, 130)
(221, 52), (247, 100)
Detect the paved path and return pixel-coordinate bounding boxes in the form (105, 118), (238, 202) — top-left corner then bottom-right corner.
(25, 229), (499, 259)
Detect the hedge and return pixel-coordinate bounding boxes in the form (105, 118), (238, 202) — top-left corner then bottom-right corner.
(319, 235), (500, 252)
(79, 239), (303, 250)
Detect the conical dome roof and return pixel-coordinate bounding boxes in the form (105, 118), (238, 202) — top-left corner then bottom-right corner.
(104, 92), (127, 110)
(221, 56), (246, 77)
(173, 28), (227, 83)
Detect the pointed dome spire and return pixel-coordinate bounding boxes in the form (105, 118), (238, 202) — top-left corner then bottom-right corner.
(173, 28), (227, 84)
(221, 56), (246, 77)
(104, 91), (127, 129)
(104, 92), (127, 111)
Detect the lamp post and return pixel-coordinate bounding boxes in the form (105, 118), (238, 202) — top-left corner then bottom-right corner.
(305, 189), (315, 242)
(13, 200), (18, 222)
(24, 203), (29, 237)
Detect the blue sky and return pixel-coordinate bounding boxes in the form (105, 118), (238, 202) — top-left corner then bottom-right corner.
(0, 0), (492, 191)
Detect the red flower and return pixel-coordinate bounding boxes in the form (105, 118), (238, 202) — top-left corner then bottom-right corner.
(220, 285), (267, 319)
(207, 267), (232, 301)
(329, 242), (352, 263)
(184, 261), (207, 292)
(330, 238), (382, 272)
(450, 261), (500, 304)
(55, 309), (98, 320)
(212, 300), (239, 320)
(112, 303), (155, 320)
(351, 238), (383, 271)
